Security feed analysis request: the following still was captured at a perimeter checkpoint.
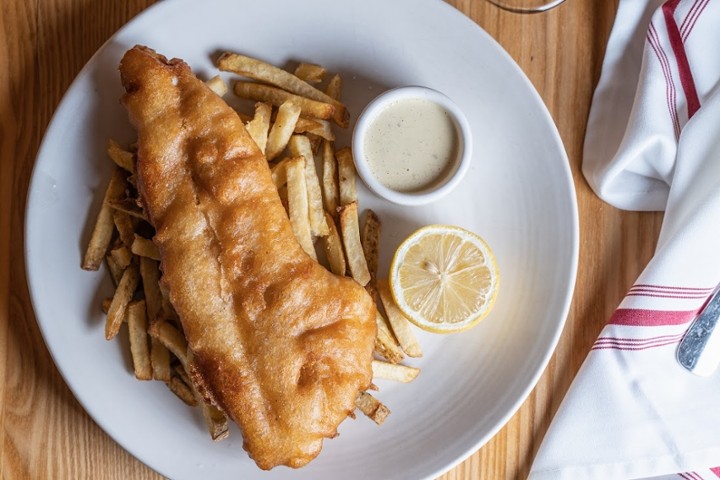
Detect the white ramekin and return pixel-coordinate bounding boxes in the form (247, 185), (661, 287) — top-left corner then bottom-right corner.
(351, 86), (473, 206)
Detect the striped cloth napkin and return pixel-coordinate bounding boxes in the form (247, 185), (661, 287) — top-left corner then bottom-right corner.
(529, 1), (720, 479)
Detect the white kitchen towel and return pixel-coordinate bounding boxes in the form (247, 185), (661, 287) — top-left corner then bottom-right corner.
(529, 0), (720, 479)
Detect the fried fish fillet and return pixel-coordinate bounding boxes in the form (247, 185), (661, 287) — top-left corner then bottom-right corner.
(119, 45), (376, 470)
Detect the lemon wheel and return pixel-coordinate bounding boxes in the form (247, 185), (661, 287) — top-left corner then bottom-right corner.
(389, 225), (499, 333)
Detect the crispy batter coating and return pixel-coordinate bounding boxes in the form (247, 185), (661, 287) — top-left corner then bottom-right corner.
(119, 46), (376, 470)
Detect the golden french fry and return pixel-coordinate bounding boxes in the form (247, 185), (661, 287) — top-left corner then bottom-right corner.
(107, 139), (135, 174)
(109, 245), (132, 272)
(266, 101), (302, 160)
(82, 168), (126, 270)
(233, 82), (335, 121)
(294, 117), (334, 141)
(166, 375), (198, 407)
(245, 102), (272, 153)
(151, 338), (172, 382)
(199, 394), (229, 441)
(218, 52), (348, 127)
(205, 75), (228, 96)
(285, 156), (317, 260)
(105, 255), (123, 286)
(148, 320), (189, 368)
(371, 360), (420, 383)
(139, 257), (162, 323)
(339, 202), (370, 286)
(355, 391), (390, 425)
(336, 147), (357, 206)
(127, 300), (153, 381)
(105, 261), (139, 340)
(361, 209), (381, 286)
(378, 281), (423, 358)
(270, 156), (292, 188)
(112, 210), (135, 249)
(322, 212), (346, 276)
(320, 140), (339, 215)
(138, 256), (172, 381)
(294, 62), (327, 84)
(374, 310), (405, 364)
(107, 198), (146, 220)
(131, 234), (161, 260)
(325, 73), (342, 101)
(288, 135), (328, 237)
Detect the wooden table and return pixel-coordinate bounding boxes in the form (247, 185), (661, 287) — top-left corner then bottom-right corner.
(0, 0), (664, 478)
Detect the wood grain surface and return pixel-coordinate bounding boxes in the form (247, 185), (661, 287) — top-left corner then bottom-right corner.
(0, 0), (664, 478)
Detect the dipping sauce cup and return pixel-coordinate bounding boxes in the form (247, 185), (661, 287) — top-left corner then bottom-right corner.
(352, 86), (472, 206)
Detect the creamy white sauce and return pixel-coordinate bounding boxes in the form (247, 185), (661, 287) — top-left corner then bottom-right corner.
(363, 98), (458, 193)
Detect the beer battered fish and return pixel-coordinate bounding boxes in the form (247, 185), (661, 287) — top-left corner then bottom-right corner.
(119, 45), (376, 470)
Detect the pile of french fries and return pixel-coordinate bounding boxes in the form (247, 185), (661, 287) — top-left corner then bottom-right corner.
(82, 52), (423, 440)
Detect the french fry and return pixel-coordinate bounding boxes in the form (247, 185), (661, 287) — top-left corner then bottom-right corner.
(320, 140), (339, 215)
(139, 257), (162, 323)
(131, 234), (161, 260)
(374, 311), (405, 364)
(339, 202), (370, 286)
(266, 101), (302, 160)
(322, 212), (346, 276)
(112, 210), (136, 249)
(270, 156), (292, 188)
(151, 338), (172, 382)
(285, 156), (317, 260)
(105, 261), (139, 340)
(294, 117), (334, 141)
(82, 168), (126, 270)
(166, 375), (198, 407)
(294, 62), (327, 84)
(325, 73), (342, 100)
(109, 245), (133, 272)
(371, 360), (420, 383)
(107, 139), (135, 174)
(355, 391), (390, 425)
(245, 102), (272, 153)
(127, 300), (153, 381)
(288, 135), (328, 237)
(336, 147), (357, 206)
(105, 254), (124, 286)
(361, 209), (381, 294)
(107, 198), (146, 220)
(233, 82), (335, 121)
(148, 320), (189, 368)
(198, 393), (230, 441)
(139, 256), (172, 381)
(205, 75), (227, 96)
(218, 53), (348, 127)
(378, 281), (423, 358)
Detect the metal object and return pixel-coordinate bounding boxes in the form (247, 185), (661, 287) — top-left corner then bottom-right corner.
(677, 286), (720, 376)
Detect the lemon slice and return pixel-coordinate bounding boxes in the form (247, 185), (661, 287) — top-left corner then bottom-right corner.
(389, 225), (499, 334)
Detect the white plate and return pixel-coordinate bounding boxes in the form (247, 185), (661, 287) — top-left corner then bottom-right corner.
(24, 0), (578, 478)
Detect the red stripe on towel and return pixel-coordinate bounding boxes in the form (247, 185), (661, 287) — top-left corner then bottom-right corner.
(647, 24), (681, 136)
(630, 284), (712, 292)
(663, 0), (701, 117)
(608, 308), (697, 326)
(681, 0), (710, 42)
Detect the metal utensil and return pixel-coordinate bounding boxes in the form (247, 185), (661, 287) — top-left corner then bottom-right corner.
(677, 286), (720, 376)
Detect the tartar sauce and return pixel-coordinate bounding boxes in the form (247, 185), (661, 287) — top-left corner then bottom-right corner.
(363, 97), (458, 193)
